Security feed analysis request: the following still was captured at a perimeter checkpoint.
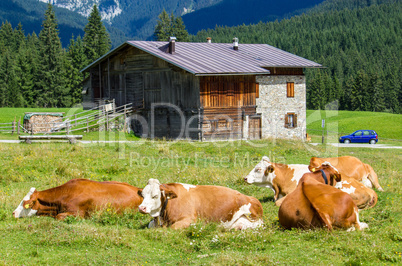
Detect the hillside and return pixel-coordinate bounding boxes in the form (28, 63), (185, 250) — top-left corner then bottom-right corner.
(0, 0), (328, 44)
(182, 0), (324, 34)
(192, 2), (402, 114)
(0, 0), (126, 47)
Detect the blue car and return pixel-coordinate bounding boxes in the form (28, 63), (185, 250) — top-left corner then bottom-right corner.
(339, 130), (378, 144)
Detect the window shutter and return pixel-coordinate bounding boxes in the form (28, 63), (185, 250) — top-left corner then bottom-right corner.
(287, 82), (294, 97)
(285, 114), (289, 128)
(256, 83), (259, 98)
(294, 114), (297, 127)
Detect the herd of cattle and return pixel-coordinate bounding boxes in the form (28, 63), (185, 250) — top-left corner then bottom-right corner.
(13, 155), (382, 231)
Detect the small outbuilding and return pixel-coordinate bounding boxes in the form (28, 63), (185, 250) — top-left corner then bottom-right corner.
(81, 38), (322, 140)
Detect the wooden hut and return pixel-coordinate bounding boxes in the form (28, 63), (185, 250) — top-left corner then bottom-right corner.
(81, 38), (322, 140)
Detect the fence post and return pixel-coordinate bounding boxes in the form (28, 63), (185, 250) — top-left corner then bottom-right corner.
(86, 118), (89, 133)
(17, 121), (20, 135)
(67, 122), (70, 135)
(106, 112), (109, 131)
(12, 121), (15, 135)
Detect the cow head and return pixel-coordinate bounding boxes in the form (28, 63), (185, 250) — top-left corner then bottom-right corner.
(244, 156), (275, 186)
(13, 188), (39, 218)
(316, 162), (342, 185)
(137, 179), (177, 218)
(308, 157), (322, 172)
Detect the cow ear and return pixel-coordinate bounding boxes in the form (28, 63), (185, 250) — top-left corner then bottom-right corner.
(166, 191), (177, 200)
(23, 200), (34, 209)
(160, 186), (178, 200)
(265, 165), (274, 175)
(137, 189), (143, 197)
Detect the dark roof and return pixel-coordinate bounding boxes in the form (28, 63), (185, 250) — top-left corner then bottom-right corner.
(82, 41), (322, 75)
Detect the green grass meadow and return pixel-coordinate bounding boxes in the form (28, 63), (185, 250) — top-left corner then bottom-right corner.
(306, 110), (402, 144)
(0, 138), (401, 265)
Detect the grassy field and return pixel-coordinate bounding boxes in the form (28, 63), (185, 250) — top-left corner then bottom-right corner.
(0, 139), (401, 265)
(306, 110), (402, 143)
(1, 108), (401, 144)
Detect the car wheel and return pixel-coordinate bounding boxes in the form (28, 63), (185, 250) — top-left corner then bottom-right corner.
(369, 139), (376, 144)
(344, 139), (351, 144)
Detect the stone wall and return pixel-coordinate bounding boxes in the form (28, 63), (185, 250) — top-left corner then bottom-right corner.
(255, 75), (306, 140)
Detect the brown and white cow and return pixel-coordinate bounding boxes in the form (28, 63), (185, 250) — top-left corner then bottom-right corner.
(137, 178), (263, 230)
(244, 156), (310, 206)
(334, 176), (378, 210)
(313, 162), (378, 210)
(309, 156), (383, 191)
(13, 179), (143, 220)
(278, 165), (368, 231)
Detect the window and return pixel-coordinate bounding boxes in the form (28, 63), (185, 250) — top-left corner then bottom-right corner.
(285, 113), (297, 128)
(287, 82), (294, 98)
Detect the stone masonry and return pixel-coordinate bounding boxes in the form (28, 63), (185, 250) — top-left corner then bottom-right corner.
(255, 75), (306, 140)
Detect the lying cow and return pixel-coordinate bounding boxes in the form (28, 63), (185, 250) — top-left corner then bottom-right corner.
(13, 179), (143, 220)
(334, 176), (378, 210)
(313, 162), (378, 210)
(244, 156), (310, 206)
(137, 178), (263, 230)
(309, 156), (383, 191)
(278, 164), (368, 231)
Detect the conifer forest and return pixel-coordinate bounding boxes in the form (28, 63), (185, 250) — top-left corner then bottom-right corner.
(0, 1), (400, 113)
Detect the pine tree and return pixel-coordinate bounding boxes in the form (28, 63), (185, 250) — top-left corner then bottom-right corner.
(173, 16), (189, 42)
(67, 35), (87, 105)
(0, 21), (14, 51)
(371, 72), (385, 112)
(83, 4), (111, 63)
(154, 9), (171, 41)
(14, 23), (25, 52)
(154, 10), (189, 42)
(26, 32), (42, 107)
(38, 3), (66, 107)
(351, 70), (367, 111)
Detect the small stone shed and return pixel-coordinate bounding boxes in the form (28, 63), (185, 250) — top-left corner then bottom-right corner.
(23, 112), (64, 134)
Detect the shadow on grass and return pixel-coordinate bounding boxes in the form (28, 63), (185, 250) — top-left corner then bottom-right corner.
(260, 196), (275, 203)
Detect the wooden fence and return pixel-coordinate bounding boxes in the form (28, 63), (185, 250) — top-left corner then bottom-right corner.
(1, 102), (133, 136)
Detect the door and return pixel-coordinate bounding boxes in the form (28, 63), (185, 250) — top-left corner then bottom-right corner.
(249, 116), (261, 140)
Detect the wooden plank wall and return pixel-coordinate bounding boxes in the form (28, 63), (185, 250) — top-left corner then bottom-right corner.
(200, 75), (258, 140)
(200, 75), (256, 108)
(90, 46), (201, 139)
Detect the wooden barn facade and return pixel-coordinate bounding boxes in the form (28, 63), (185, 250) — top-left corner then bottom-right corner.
(82, 38), (321, 140)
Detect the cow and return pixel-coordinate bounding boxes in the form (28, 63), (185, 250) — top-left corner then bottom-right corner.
(312, 162), (378, 210)
(278, 164), (368, 231)
(137, 178), (263, 230)
(334, 176), (378, 210)
(244, 156), (310, 206)
(13, 179), (143, 220)
(309, 156), (383, 191)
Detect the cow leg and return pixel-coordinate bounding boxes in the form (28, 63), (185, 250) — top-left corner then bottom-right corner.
(55, 211), (83, 220)
(315, 211), (333, 231)
(275, 196), (286, 207)
(170, 217), (194, 229)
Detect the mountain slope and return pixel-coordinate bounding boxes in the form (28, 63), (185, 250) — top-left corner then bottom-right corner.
(182, 0), (325, 34)
(192, 2), (402, 113)
(0, 0), (127, 47)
